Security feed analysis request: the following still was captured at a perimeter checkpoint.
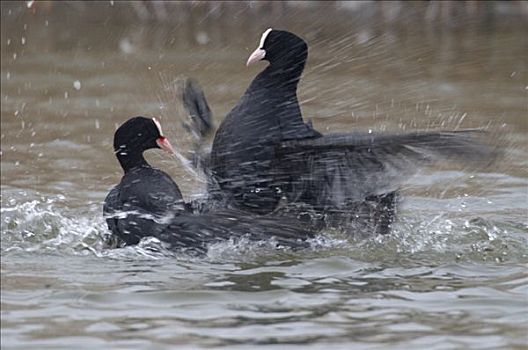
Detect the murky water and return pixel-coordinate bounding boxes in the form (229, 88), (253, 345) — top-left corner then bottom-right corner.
(1, 2), (527, 349)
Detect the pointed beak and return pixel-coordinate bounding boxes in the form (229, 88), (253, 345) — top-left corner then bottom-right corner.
(156, 136), (176, 155)
(246, 48), (266, 66)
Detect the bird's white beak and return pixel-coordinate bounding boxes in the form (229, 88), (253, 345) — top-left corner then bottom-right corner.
(156, 136), (176, 155)
(246, 48), (266, 66)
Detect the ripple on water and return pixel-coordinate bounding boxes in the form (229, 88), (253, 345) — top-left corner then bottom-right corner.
(1, 185), (527, 350)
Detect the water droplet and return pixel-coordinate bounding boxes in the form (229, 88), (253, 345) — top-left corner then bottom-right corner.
(6, 72), (10, 80)
(26, 0), (34, 8)
(119, 38), (134, 54)
(64, 92), (68, 99)
(73, 80), (81, 90)
(95, 119), (100, 129)
(21, 37), (26, 45)
(196, 31), (209, 45)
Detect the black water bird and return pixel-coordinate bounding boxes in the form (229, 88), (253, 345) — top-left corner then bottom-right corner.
(103, 116), (314, 252)
(208, 29), (493, 235)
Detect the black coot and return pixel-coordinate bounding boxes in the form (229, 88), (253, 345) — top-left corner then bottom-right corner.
(103, 116), (314, 252)
(208, 29), (493, 235)
(104, 116), (184, 245)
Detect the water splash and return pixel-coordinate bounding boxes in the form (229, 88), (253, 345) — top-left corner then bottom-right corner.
(1, 196), (111, 255)
(2, 195), (525, 266)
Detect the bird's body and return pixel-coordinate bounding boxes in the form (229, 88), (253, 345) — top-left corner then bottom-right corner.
(207, 29), (493, 235)
(210, 100), (318, 212)
(104, 116), (315, 252)
(103, 165), (185, 246)
(209, 33), (320, 214)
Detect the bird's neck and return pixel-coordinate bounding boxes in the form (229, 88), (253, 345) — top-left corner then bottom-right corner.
(252, 59), (305, 90)
(245, 60), (317, 141)
(116, 147), (150, 173)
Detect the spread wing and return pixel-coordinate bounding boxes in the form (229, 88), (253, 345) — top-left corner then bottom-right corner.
(278, 130), (496, 205)
(181, 77), (214, 138)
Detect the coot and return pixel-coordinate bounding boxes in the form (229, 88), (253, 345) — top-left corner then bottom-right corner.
(103, 116), (314, 252)
(207, 29), (493, 235)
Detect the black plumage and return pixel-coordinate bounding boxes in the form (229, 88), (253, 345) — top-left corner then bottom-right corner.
(208, 29), (494, 235)
(103, 116), (314, 252)
(210, 30), (319, 213)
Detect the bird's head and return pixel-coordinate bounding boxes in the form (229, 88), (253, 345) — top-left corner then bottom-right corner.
(113, 116), (175, 171)
(246, 29), (308, 69)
